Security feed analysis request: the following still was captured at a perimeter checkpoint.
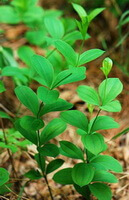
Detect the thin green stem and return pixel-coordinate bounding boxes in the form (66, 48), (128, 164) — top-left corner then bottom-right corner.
(89, 109), (101, 135)
(76, 39), (85, 67)
(36, 105), (54, 200)
(46, 48), (56, 59)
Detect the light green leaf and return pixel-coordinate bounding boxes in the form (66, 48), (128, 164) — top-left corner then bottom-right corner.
(77, 85), (100, 106)
(89, 116), (119, 133)
(31, 55), (54, 88)
(15, 86), (39, 115)
(60, 110), (88, 131)
(2, 67), (28, 84)
(90, 155), (123, 172)
(89, 183), (112, 200)
(18, 46), (35, 66)
(37, 87), (59, 104)
(100, 100), (122, 112)
(0, 6), (20, 24)
(92, 170), (118, 183)
(82, 133), (105, 155)
(54, 40), (77, 66)
(40, 118), (66, 144)
(44, 17), (64, 39)
(99, 78), (123, 105)
(52, 66), (86, 88)
(53, 168), (73, 185)
(88, 8), (105, 22)
(46, 159), (64, 174)
(78, 49), (105, 66)
(39, 98), (73, 116)
(60, 141), (84, 160)
(72, 163), (95, 187)
(72, 3), (87, 21)
(0, 168), (9, 186)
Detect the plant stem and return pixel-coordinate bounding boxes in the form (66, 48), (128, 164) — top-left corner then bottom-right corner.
(46, 48), (56, 59)
(0, 118), (17, 178)
(76, 39), (85, 67)
(89, 109), (101, 134)
(0, 103), (15, 118)
(37, 131), (54, 200)
(36, 105), (54, 200)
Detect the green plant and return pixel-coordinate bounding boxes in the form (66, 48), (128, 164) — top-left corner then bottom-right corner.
(53, 57), (123, 200)
(0, 3), (123, 200)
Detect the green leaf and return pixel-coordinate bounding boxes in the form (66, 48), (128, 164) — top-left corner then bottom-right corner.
(2, 67), (28, 84)
(63, 30), (90, 44)
(0, 183), (12, 195)
(92, 170), (118, 183)
(89, 116), (119, 133)
(88, 8), (105, 22)
(112, 127), (129, 140)
(24, 169), (42, 180)
(0, 80), (6, 93)
(40, 118), (66, 144)
(60, 110), (88, 131)
(78, 49), (105, 66)
(44, 17), (64, 39)
(53, 168), (73, 185)
(31, 55), (54, 88)
(20, 116), (44, 131)
(15, 119), (37, 145)
(54, 40), (77, 66)
(0, 168), (9, 186)
(0, 111), (11, 120)
(90, 155), (123, 172)
(35, 153), (45, 173)
(52, 66), (86, 88)
(60, 141), (84, 160)
(25, 30), (46, 46)
(0, 6), (20, 24)
(82, 133), (105, 155)
(38, 144), (59, 157)
(76, 129), (87, 136)
(46, 159), (64, 174)
(99, 78), (123, 105)
(18, 46), (35, 66)
(89, 183), (112, 200)
(37, 87), (59, 104)
(100, 100), (122, 112)
(77, 85), (100, 106)
(72, 163), (95, 187)
(39, 98), (73, 116)
(72, 3), (87, 21)
(15, 86), (39, 115)
(74, 184), (91, 199)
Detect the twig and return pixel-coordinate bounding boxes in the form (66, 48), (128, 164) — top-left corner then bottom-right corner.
(0, 103), (15, 118)
(0, 118), (17, 178)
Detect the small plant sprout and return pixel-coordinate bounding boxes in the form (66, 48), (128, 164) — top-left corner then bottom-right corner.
(101, 57), (113, 78)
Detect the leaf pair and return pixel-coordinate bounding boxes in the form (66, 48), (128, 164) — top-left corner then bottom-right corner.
(31, 54), (86, 89)
(77, 78), (123, 112)
(54, 40), (104, 67)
